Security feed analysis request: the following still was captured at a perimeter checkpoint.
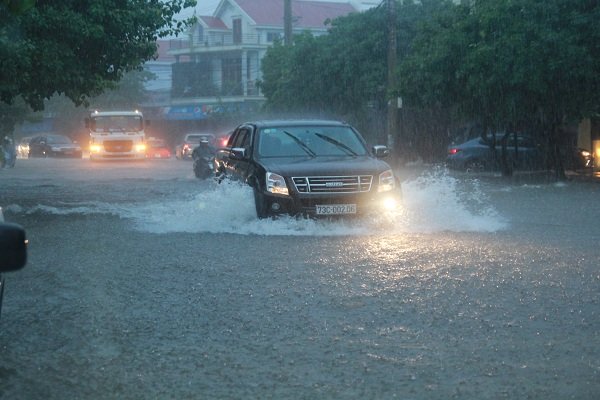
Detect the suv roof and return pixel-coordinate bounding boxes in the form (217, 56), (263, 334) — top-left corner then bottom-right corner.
(245, 119), (349, 128)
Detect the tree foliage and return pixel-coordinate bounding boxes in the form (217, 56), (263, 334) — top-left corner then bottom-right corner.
(258, 0), (461, 150)
(0, 0), (196, 111)
(260, 5), (391, 117)
(399, 0), (600, 177)
(259, 0), (600, 173)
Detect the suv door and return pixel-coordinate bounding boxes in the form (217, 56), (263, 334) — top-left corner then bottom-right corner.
(223, 126), (254, 181)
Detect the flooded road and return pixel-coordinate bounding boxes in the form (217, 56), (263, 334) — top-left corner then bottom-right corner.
(1, 158), (599, 399)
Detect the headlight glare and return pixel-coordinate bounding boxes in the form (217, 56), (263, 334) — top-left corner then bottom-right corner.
(382, 197), (397, 211)
(90, 144), (101, 153)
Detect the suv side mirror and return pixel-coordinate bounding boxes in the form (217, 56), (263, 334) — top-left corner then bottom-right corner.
(372, 145), (390, 158)
(0, 223), (27, 272)
(230, 147), (247, 160)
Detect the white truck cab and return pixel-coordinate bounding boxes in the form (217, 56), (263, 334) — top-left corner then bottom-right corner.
(87, 110), (148, 160)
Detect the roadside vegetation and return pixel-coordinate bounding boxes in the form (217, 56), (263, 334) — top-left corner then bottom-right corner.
(259, 0), (600, 179)
(2, 0), (599, 179)
(0, 0), (196, 135)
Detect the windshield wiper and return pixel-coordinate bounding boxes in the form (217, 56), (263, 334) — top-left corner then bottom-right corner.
(283, 130), (316, 157)
(314, 132), (358, 156)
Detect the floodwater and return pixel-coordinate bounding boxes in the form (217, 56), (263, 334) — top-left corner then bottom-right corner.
(0, 158), (598, 399)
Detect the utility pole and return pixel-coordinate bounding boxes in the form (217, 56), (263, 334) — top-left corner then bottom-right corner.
(386, 0), (397, 152)
(284, 0), (292, 46)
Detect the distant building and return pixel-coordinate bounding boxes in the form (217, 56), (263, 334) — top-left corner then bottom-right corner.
(159, 0), (360, 121)
(144, 40), (177, 107)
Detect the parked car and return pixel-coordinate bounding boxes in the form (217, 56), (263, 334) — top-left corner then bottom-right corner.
(175, 133), (216, 160)
(146, 137), (171, 159)
(446, 133), (543, 171)
(0, 208), (28, 320)
(28, 134), (83, 158)
(17, 136), (33, 158)
(447, 133), (594, 172)
(214, 119), (402, 218)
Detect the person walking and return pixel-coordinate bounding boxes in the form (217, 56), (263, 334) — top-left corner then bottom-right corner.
(2, 135), (16, 168)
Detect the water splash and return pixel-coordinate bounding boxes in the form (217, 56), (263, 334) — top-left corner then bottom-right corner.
(8, 170), (507, 236)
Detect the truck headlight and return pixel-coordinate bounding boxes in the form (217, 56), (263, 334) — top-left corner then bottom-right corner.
(135, 143), (147, 152)
(378, 169), (395, 192)
(90, 144), (101, 153)
(266, 172), (289, 196)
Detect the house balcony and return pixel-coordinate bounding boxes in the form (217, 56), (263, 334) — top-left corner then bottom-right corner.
(168, 33), (270, 57)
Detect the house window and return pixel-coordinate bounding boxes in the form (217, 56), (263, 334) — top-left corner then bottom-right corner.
(233, 19), (242, 44)
(267, 32), (281, 42)
(267, 32), (282, 42)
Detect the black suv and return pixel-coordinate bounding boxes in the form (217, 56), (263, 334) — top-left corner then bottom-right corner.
(214, 120), (401, 218)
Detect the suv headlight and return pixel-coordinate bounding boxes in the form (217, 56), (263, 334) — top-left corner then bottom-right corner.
(266, 172), (289, 196)
(378, 169), (395, 192)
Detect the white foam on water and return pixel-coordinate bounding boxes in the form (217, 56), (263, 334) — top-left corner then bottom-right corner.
(10, 170), (508, 236)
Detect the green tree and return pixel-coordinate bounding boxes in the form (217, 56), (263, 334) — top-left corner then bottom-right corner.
(400, 0), (600, 178)
(0, 0), (196, 112)
(259, 1), (456, 150)
(260, 5), (392, 117)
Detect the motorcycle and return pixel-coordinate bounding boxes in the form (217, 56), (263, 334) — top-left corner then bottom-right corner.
(191, 143), (215, 179)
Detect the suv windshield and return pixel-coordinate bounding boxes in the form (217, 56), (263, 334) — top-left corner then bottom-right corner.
(91, 116), (143, 132)
(257, 126), (368, 157)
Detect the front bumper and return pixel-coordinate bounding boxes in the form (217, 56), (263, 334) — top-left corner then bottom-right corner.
(261, 189), (403, 217)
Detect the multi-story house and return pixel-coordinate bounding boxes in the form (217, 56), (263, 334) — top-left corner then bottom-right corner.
(165, 0), (360, 120)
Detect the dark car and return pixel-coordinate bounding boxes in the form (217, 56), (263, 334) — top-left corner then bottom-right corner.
(214, 120), (401, 218)
(146, 137), (172, 159)
(175, 133), (216, 160)
(447, 132), (594, 172)
(446, 133), (543, 171)
(28, 134), (83, 158)
(0, 209), (28, 320)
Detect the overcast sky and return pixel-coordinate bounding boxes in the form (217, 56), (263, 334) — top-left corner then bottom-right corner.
(196, 0), (220, 15)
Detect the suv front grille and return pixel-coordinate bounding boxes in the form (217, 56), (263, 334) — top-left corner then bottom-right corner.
(103, 140), (133, 152)
(292, 176), (373, 193)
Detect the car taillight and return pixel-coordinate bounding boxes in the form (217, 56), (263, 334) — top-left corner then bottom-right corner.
(448, 148), (460, 155)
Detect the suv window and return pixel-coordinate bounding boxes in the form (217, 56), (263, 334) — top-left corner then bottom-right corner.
(231, 128), (251, 150)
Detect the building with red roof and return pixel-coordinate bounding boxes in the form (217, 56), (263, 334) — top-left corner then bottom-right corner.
(163, 0), (359, 120)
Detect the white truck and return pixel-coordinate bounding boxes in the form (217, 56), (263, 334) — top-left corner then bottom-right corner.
(87, 110), (148, 160)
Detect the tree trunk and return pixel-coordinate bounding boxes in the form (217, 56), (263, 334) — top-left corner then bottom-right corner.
(549, 124), (566, 180)
(499, 132), (513, 177)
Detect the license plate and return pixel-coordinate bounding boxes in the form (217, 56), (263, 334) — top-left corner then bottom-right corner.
(315, 204), (356, 215)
